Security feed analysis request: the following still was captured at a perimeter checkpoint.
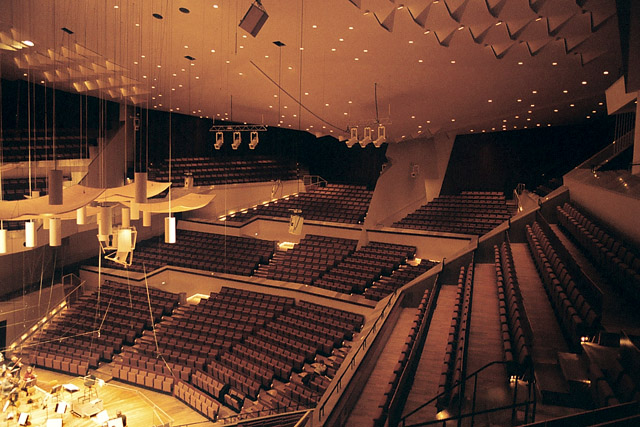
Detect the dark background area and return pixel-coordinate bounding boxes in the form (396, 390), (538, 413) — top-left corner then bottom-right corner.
(440, 117), (616, 196)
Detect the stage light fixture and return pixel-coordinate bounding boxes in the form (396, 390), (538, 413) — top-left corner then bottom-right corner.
(232, 131), (242, 149)
(214, 131), (224, 149)
(346, 127), (358, 148)
(239, 1), (269, 37)
(359, 126), (372, 147)
(249, 131), (259, 149)
(373, 125), (387, 147)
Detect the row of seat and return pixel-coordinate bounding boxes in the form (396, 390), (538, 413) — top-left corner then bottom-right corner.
(112, 364), (175, 394)
(174, 380), (221, 421)
(393, 192), (510, 235)
(374, 289), (430, 427)
(116, 351), (191, 381)
(263, 235), (357, 285)
(104, 230), (277, 276)
(225, 184), (373, 225)
(526, 223), (599, 346)
(149, 155), (297, 187)
(312, 242), (417, 295)
(364, 261), (438, 301)
(557, 202), (640, 302)
(437, 263), (474, 410)
(34, 352), (89, 377)
(494, 242), (532, 377)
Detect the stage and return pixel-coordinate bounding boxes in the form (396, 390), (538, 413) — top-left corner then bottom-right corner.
(1, 369), (214, 427)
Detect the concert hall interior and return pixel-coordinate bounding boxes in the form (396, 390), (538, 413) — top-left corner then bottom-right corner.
(1, 0), (640, 426)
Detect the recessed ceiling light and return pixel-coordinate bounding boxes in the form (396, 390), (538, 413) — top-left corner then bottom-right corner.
(141, 55), (145, 58)
(531, 104), (535, 107)
(515, 115), (519, 118)
(427, 120), (431, 124)
(179, 84), (183, 87)
(409, 40), (414, 44)
(488, 99), (492, 103)
(348, 26), (354, 30)
(195, 76), (199, 79)
(517, 99), (522, 102)
(518, 61), (523, 65)
(411, 115), (415, 119)
(503, 119), (507, 123)
(598, 102), (603, 106)
(450, 60), (456, 64)
(458, 25), (464, 30)
(213, 5), (219, 9)
(312, 25), (317, 29)
(134, 61), (138, 65)
(592, 110), (596, 113)
(331, 48), (336, 51)
(184, 45), (189, 49)
(563, 90), (568, 93)
(172, 73), (177, 76)
(603, 71), (609, 75)
(527, 110), (532, 113)
(157, 64), (161, 68)
(135, 23), (140, 27)
(22, 40), (34, 47)
(354, 57), (359, 61)
(363, 49), (368, 53)
(242, 35), (247, 39)
(552, 62), (558, 66)
(532, 90), (537, 94)
(143, 75), (147, 78)
(348, 100), (352, 104)
(495, 21), (502, 26)
(325, 103), (329, 107)
(553, 109), (558, 112)
(418, 59), (423, 63)
(570, 104), (575, 107)
(114, 5), (119, 9)
(451, 118), (456, 122)
(23, 73), (27, 76)
(582, 81), (587, 85)
(339, 38), (344, 42)
(586, 115), (591, 119)
(536, 16), (542, 21)
(288, 66), (293, 70)
(424, 30), (430, 34)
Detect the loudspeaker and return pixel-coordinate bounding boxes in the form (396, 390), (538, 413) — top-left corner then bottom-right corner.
(239, 3), (269, 37)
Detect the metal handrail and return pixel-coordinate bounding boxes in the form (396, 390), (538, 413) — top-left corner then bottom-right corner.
(400, 360), (536, 427)
(317, 289), (401, 422)
(302, 175), (328, 188)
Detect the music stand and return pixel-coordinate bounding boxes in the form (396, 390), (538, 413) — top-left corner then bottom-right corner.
(108, 417), (124, 427)
(17, 412), (29, 425)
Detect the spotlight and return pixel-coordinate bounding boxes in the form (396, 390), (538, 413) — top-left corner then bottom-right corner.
(249, 131), (259, 149)
(232, 131), (241, 149)
(359, 126), (372, 147)
(373, 125), (387, 147)
(239, 1), (269, 37)
(346, 127), (358, 148)
(214, 131), (224, 149)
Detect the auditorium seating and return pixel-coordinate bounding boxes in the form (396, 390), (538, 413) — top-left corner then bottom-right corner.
(313, 241), (416, 295)
(224, 183), (373, 224)
(127, 285), (363, 416)
(437, 263), (473, 410)
(0, 128), (94, 162)
(557, 202), (640, 302)
(149, 156), (297, 186)
(33, 280), (179, 376)
(103, 229), (276, 276)
(373, 289), (430, 427)
(392, 191), (510, 235)
(525, 222), (600, 346)
(494, 241), (532, 377)
(174, 380), (221, 421)
(261, 234), (357, 285)
(365, 260), (439, 301)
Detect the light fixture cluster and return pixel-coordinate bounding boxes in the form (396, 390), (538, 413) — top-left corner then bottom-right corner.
(211, 124), (267, 150)
(346, 125), (386, 148)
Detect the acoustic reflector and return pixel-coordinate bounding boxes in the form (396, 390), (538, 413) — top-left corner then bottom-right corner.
(0, 229), (7, 253)
(134, 172), (147, 203)
(25, 221), (36, 247)
(49, 218), (61, 247)
(165, 216), (176, 244)
(143, 210), (151, 227)
(48, 169), (64, 205)
(76, 206), (87, 224)
(121, 207), (130, 228)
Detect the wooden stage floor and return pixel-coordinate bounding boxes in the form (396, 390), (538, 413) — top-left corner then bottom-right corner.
(1, 368), (215, 427)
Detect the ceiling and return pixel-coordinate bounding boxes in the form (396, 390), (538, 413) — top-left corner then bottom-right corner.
(0, 0), (623, 143)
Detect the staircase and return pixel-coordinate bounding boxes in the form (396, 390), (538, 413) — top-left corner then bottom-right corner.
(253, 250), (288, 278)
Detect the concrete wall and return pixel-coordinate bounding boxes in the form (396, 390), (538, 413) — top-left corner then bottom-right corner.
(364, 134), (455, 228)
